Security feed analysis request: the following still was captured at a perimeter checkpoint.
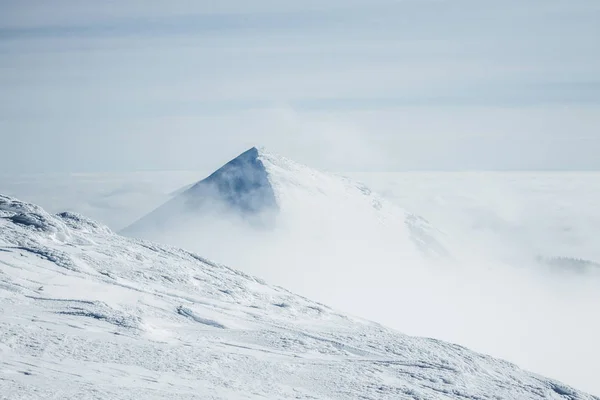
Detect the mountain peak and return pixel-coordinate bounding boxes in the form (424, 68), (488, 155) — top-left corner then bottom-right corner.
(228, 146), (260, 161)
(121, 148), (279, 236)
(183, 147), (277, 214)
(122, 147), (449, 261)
(223, 146), (270, 160)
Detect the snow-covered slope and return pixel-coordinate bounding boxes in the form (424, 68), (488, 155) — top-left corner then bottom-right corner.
(0, 194), (596, 399)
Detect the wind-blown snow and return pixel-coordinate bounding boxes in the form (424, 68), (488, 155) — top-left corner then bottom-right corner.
(1, 194), (597, 399)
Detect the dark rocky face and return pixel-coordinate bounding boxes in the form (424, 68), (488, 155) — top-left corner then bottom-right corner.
(184, 147), (278, 214)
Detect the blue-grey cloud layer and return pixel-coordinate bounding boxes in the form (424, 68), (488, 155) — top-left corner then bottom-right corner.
(1, 0), (599, 171)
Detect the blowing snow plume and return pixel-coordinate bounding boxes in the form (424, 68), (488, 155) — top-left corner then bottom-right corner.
(122, 147), (600, 395)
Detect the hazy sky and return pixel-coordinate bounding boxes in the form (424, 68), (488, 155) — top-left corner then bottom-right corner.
(1, 0), (599, 172)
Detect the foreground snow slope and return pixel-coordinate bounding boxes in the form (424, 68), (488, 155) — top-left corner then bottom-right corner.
(0, 194), (596, 399)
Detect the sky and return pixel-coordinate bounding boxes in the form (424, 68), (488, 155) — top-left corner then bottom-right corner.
(1, 0), (599, 172)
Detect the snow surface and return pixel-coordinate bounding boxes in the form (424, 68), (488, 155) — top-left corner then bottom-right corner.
(1, 194), (597, 399)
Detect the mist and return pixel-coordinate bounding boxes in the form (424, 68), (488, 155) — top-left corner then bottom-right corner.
(159, 215), (600, 395)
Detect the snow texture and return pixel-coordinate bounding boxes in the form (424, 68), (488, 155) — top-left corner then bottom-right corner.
(1, 194), (597, 399)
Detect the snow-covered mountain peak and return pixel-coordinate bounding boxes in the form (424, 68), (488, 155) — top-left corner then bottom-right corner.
(178, 146), (328, 214)
(121, 148), (452, 304)
(125, 147), (448, 251)
(182, 146), (277, 214)
(1, 194), (598, 399)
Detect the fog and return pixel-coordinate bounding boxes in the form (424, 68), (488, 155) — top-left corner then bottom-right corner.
(161, 214), (600, 395)
(169, 215), (599, 395)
